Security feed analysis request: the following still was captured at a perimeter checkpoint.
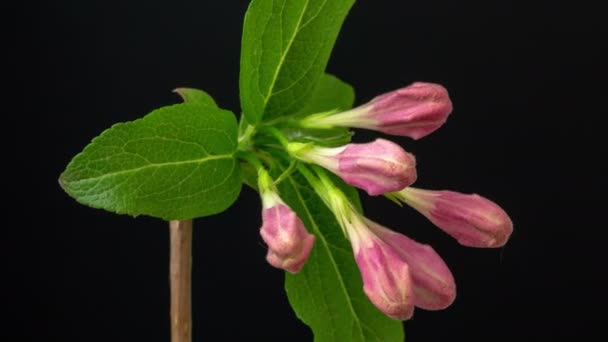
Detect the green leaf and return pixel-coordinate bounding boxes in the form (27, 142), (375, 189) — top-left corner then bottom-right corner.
(239, 0), (355, 124)
(173, 88), (218, 107)
(295, 73), (355, 117)
(279, 173), (404, 342)
(279, 73), (356, 147)
(59, 103), (241, 220)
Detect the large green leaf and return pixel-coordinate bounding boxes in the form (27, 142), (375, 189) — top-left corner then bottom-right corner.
(239, 0), (355, 124)
(279, 173), (404, 341)
(59, 103), (241, 220)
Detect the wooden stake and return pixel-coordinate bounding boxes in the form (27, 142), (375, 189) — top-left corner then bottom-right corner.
(169, 220), (193, 342)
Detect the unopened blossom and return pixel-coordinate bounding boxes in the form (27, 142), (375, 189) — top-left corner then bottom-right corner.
(367, 220), (456, 310)
(393, 187), (513, 248)
(344, 213), (415, 320)
(288, 138), (417, 196)
(258, 170), (314, 273)
(301, 82), (453, 139)
(333, 197), (455, 320)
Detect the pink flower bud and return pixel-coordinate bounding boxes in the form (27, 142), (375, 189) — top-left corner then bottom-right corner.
(257, 169), (315, 273)
(260, 203), (315, 273)
(289, 138), (417, 196)
(349, 222), (415, 320)
(346, 215), (456, 319)
(301, 82), (452, 139)
(367, 220), (456, 310)
(396, 187), (513, 248)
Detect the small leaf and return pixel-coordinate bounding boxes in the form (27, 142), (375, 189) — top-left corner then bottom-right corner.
(173, 88), (218, 107)
(280, 73), (356, 147)
(240, 0), (355, 124)
(295, 73), (355, 117)
(279, 172), (404, 342)
(59, 103), (241, 220)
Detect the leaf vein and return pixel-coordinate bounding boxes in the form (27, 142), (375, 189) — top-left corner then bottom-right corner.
(261, 0), (310, 109)
(69, 154), (233, 184)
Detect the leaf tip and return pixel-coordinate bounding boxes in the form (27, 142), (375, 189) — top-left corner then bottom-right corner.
(57, 172), (69, 192)
(172, 88), (187, 101)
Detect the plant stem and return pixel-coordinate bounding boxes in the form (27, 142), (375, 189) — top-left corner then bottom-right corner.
(169, 220), (193, 342)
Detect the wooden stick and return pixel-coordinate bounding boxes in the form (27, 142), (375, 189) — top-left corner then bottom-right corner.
(169, 220), (193, 342)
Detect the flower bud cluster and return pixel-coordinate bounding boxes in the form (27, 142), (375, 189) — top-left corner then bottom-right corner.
(248, 81), (512, 320)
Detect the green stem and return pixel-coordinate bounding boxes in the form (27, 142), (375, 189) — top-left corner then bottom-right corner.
(237, 151), (265, 172)
(273, 159), (297, 186)
(311, 165), (340, 193)
(237, 124), (256, 150)
(296, 164), (330, 206)
(263, 126), (290, 148)
(299, 164), (357, 237)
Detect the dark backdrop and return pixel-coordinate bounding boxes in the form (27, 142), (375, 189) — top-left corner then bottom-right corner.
(16, 0), (606, 341)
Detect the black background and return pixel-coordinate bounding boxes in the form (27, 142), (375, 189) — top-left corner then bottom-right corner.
(14, 0), (606, 341)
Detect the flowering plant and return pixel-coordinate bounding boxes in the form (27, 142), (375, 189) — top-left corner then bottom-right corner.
(59, 1), (512, 341)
